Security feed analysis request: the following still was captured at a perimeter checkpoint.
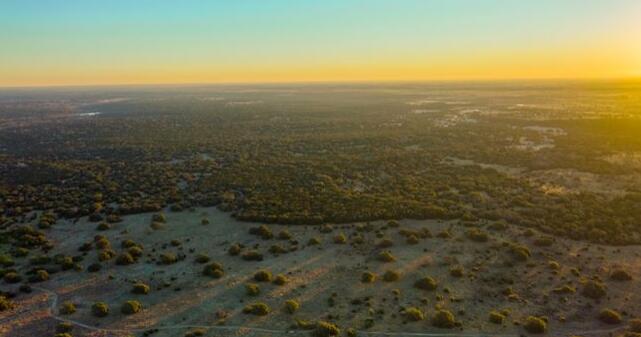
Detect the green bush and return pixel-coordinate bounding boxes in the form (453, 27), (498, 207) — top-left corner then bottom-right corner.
(523, 316), (547, 334)
(333, 233), (347, 244)
(610, 269), (632, 281)
(203, 262), (224, 278)
(228, 243), (242, 256)
(121, 300), (143, 315)
(4, 272), (21, 283)
(0, 296), (14, 312)
(432, 310), (456, 328)
(92, 302), (109, 317)
(284, 299), (300, 314)
(599, 309), (622, 324)
(159, 253), (177, 265)
(488, 311), (505, 324)
(406, 235), (419, 245)
(361, 271), (376, 283)
(249, 225), (273, 240)
(152, 213), (166, 223)
(414, 276), (438, 291)
(404, 307), (425, 321)
(128, 246), (143, 258)
(509, 243), (531, 261)
(308, 237), (321, 245)
(378, 251), (396, 262)
(383, 270), (400, 282)
(273, 274), (288, 285)
(30, 269), (49, 283)
(242, 250), (263, 261)
(377, 239), (394, 248)
(581, 280), (607, 299)
(132, 283), (150, 295)
(278, 230), (292, 240)
(449, 267), (464, 278)
(60, 301), (76, 315)
(98, 249), (116, 261)
(56, 321), (73, 333)
(242, 302), (270, 316)
(246, 283), (260, 296)
(96, 222), (110, 231)
(194, 254), (210, 264)
(314, 321), (340, 337)
(254, 270), (273, 282)
(466, 229), (489, 242)
(116, 252), (135, 265)
(269, 244), (288, 255)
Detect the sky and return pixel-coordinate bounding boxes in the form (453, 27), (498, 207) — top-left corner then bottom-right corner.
(1, 0), (640, 87)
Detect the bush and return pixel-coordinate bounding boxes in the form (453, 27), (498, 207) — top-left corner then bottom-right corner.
(116, 252), (135, 265)
(404, 307), (425, 321)
(284, 299), (300, 314)
(152, 213), (166, 223)
(599, 309), (622, 324)
(121, 300), (143, 315)
(203, 262), (224, 278)
(552, 285), (576, 294)
(378, 251), (396, 263)
(414, 276), (438, 291)
(56, 322), (73, 333)
(92, 302), (109, 317)
(278, 230), (292, 240)
(228, 243), (242, 256)
(98, 249), (116, 261)
(30, 269), (49, 283)
(4, 272), (21, 283)
(466, 229), (489, 242)
(449, 266), (464, 278)
(333, 233), (347, 244)
(60, 301), (76, 315)
(308, 237), (321, 245)
(0, 296), (14, 312)
(269, 244), (288, 255)
(128, 246), (143, 258)
(489, 311), (505, 324)
(132, 283), (150, 295)
(377, 239), (394, 248)
(581, 280), (607, 299)
(95, 237), (111, 250)
(194, 254), (210, 264)
(96, 222), (110, 231)
(87, 263), (102, 272)
(242, 250), (263, 261)
(509, 243), (531, 261)
(361, 272), (376, 283)
(610, 269), (633, 281)
(383, 270), (400, 282)
(273, 274), (288, 285)
(121, 239), (137, 249)
(254, 270), (273, 282)
(249, 225), (273, 240)
(159, 253), (177, 265)
(246, 283), (260, 296)
(630, 318), (641, 333)
(242, 302), (270, 316)
(523, 316), (547, 334)
(432, 310), (456, 328)
(314, 321), (340, 337)
(406, 235), (419, 245)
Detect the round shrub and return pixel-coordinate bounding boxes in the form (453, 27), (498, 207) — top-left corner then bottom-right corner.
(4, 272), (22, 283)
(242, 250), (263, 261)
(92, 302), (109, 317)
(383, 270), (400, 282)
(194, 254), (210, 264)
(378, 251), (396, 263)
(610, 269), (632, 281)
(314, 321), (340, 337)
(132, 283), (150, 295)
(203, 262), (224, 278)
(116, 252), (135, 265)
(489, 311), (505, 324)
(121, 300), (143, 315)
(254, 270), (273, 282)
(273, 274), (288, 285)
(307, 237), (321, 245)
(406, 235), (419, 245)
(56, 321), (73, 333)
(523, 316), (547, 334)
(0, 296), (15, 311)
(284, 299), (300, 314)
(432, 310), (456, 328)
(278, 230), (292, 240)
(414, 276), (438, 291)
(333, 233), (347, 244)
(361, 272), (376, 283)
(449, 267), (464, 278)
(404, 307), (425, 321)
(98, 249), (116, 261)
(59, 301), (76, 315)
(629, 318), (641, 333)
(87, 263), (102, 272)
(128, 246), (143, 258)
(30, 269), (49, 283)
(377, 239), (394, 248)
(599, 309), (622, 324)
(96, 222), (110, 231)
(159, 253), (177, 265)
(243, 302), (270, 316)
(581, 280), (607, 299)
(246, 283), (260, 296)
(228, 243), (242, 256)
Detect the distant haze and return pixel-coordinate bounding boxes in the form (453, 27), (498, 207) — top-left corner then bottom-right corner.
(1, 0), (640, 87)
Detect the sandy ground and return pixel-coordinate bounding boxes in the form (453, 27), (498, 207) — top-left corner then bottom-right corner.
(2, 207), (641, 337)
